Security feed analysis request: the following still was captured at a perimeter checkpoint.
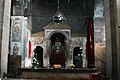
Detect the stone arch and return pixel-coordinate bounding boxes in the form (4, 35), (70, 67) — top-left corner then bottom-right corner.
(46, 32), (70, 67)
(47, 31), (70, 42)
(50, 32), (66, 46)
(45, 30), (71, 67)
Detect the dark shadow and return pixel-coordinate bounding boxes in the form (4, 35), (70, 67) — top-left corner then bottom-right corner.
(73, 47), (83, 68)
(50, 33), (66, 47)
(33, 46), (43, 67)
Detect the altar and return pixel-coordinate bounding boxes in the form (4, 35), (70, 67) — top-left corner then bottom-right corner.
(31, 22), (87, 68)
(6, 14), (98, 80)
(7, 55), (100, 80)
(16, 68), (101, 80)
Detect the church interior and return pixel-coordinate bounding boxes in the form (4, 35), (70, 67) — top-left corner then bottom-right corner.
(0, 0), (120, 80)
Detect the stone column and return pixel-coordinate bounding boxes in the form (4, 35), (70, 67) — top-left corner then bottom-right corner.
(82, 37), (87, 68)
(104, 0), (119, 80)
(118, 29), (120, 80)
(65, 40), (71, 67)
(116, 0), (120, 80)
(104, 0), (113, 79)
(0, 0), (11, 77)
(0, 0), (4, 77)
(44, 40), (51, 67)
(10, 16), (27, 67)
(117, 0), (120, 26)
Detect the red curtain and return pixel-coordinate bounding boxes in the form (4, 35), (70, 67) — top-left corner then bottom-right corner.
(86, 17), (95, 68)
(28, 41), (32, 58)
(50, 51), (65, 67)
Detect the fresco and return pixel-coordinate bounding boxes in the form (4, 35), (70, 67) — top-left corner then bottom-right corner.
(12, 17), (22, 42)
(11, 42), (21, 55)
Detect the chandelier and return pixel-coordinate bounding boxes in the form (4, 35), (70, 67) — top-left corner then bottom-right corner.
(50, 0), (66, 23)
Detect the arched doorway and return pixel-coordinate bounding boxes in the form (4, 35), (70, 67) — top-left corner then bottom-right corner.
(33, 46), (43, 67)
(73, 47), (83, 68)
(49, 33), (66, 67)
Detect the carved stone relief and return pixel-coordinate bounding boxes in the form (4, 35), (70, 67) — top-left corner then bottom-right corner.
(31, 22), (87, 67)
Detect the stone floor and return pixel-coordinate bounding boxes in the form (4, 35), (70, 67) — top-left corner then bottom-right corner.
(0, 78), (41, 80)
(2, 79), (45, 80)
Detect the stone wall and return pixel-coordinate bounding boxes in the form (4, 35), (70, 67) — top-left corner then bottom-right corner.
(117, 0), (120, 80)
(119, 28), (120, 80)
(30, 0), (92, 37)
(104, 0), (119, 80)
(94, 0), (106, 76)
(117, 0), (120, 26)
(0, 0), (4, 76)
(31, 36), (86, 68)
(94, 17), (106, 75)
(104, 0), (113, 79)
(12, 0), (24, 16)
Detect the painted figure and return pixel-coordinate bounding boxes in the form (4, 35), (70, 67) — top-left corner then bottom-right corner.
(13, 43), (19, 55)
(50, 41), (66, 67)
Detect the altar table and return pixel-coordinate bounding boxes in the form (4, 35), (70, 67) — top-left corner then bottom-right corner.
(16, 68), (101, 80)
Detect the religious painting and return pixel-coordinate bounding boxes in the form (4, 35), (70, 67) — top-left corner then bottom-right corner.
(12, 17), (22, 42)
(11, 42), (21, 55)
(50, 41), (66, 67)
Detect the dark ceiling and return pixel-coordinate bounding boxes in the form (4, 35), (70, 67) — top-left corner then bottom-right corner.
(29, 0), (94, 36)
(12, 0), (95, 37)
(39, 0), (80, 4)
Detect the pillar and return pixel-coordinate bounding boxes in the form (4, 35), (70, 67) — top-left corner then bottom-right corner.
(0, 0), (11, 77)
(104, 0), (119, 80)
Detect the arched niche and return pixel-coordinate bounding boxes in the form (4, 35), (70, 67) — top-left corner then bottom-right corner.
(49, 32), (66, 67)
(44, 22), (71, 67)
(73, 46), (83, 68)
(33, 46), (43, 67)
